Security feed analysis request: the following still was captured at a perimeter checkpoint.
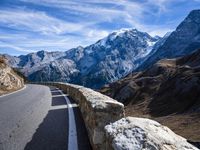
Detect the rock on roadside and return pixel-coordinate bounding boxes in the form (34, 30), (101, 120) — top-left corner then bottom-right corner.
(0, 56), (24, 95)
(105, 117), (199, 150)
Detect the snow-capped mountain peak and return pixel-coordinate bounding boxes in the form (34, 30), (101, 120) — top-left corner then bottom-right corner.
(3, 28), (161, 89)
(95, 28), (136, 47)
(96, 28), (157, 48)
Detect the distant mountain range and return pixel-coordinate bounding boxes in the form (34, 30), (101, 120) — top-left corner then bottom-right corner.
(2, 9), (200, 89)
(2, 29), (160, 88)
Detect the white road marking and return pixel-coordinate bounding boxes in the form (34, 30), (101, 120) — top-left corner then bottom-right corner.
(51, 104), (79, 110)
(52, 94), (69, 97)
(68, 103), (79, 108)
(0, 85), (26, 98)
(51, 90), (63, 92)
(57, 89), (79, 150)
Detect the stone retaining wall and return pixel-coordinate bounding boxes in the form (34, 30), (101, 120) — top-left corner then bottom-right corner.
(39, 82), (125, 150)
(31, 82), (199, 150)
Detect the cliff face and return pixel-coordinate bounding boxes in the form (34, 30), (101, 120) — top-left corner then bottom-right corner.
(0, 57), (24, 95)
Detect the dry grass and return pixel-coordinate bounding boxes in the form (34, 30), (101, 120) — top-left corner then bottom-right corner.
(125, 106), (200, 142)
(154, 114), (200, 142)
(0, 87), (22, 95)
(101, 50), (200, 143)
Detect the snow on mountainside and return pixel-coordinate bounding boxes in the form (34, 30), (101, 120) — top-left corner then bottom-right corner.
(2, 28), (161, 88)
(73, 29), (160, 88)
(137, 9), (200, 71)
(18, 51), (66, 76)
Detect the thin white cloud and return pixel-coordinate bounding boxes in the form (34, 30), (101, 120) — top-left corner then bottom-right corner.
(0, 9), (88, 35)
(20, 0), (144, 23)
(0, 7), (111, 52)
(149, 29), (173, 37)
(0, 29), (109, 52)
(19, 0), (172, 36)
(0, 41), (37, 53)
(87, 30), (109, 39)
(2, 0), (197, 54)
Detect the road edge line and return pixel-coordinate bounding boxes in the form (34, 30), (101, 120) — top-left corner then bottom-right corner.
(0, 85), (27, 98)
(59, 89), (78, 150)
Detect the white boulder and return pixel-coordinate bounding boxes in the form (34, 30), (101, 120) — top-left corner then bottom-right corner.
(105, 117), (198, 150)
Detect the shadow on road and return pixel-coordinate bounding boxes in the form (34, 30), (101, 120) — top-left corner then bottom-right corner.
(51, 91), (61, 96)
(24, 108), (69, 150)
(52, 96), (66, 106)
(68, 97), (92, 150)
(25, 86), (92, 150)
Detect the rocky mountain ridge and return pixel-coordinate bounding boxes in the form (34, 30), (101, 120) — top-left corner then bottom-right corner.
(2, 29), (160, 88)
(137, 9), (200, 71)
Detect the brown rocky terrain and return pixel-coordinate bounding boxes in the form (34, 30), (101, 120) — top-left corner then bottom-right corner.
(100, 49), (200, 143)
(0, 56), (24, 95)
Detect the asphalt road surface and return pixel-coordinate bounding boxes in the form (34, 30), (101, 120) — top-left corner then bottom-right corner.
(0, 84), (91, 150)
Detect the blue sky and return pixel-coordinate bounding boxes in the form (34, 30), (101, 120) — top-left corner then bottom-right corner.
(0, 0), (200, 56)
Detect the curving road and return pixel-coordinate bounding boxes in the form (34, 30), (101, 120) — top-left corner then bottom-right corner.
(0, 84), (91, 150)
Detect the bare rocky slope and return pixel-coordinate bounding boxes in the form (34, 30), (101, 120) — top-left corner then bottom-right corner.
(0, 56), (24, 95)
(100, 49), (200, 143)
(137, 9), (200, 71)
